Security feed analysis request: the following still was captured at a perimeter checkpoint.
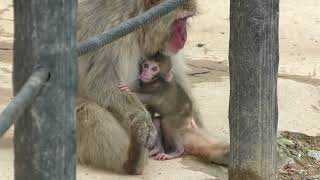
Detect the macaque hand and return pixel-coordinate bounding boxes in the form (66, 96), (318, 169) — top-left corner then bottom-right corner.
(118, 83), (131, 92)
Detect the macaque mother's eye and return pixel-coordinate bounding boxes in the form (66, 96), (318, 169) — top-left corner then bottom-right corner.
(143, 63), (149, 68)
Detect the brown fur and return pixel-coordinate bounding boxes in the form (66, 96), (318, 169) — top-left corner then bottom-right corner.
(126, 54), (229, 163)
(76, 0), (226, 174)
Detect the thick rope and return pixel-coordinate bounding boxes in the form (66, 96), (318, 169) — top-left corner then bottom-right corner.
(0, 68), (49, 137)
(77, 0), (190, 56)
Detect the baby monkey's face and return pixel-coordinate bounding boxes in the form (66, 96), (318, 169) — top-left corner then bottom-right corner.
(140, 60), (160, 83)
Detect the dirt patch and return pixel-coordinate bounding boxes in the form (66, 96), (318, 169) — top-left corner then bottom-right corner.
(186, 60), (229, 84)
(279, 74), (320, 87)
(186, 59), (320, 88)
(278, 131), (320, 179)
(0, 41), (12, 49)
(0, 86), (11, 100)
(0, 50), (12, 63)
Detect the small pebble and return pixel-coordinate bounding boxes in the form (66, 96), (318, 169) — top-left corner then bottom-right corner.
(196, 43), (205, 47)
(308, 150), (320, 161)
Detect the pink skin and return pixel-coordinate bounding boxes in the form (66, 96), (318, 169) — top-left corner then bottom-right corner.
(166, 17), (188, 54)
(140, 60), (160, 83)
(154, 153), (179, 161)
(118, 60), (160, 91)
(118, 83), (130, 92)
(117, 60), (160, 92)
(140, 60), (173, 82)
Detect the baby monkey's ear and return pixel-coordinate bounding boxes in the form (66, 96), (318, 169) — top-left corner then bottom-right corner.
(143, 0), (163, 10)
(155, 71), (172, 82)
(164, 71), (173, 82)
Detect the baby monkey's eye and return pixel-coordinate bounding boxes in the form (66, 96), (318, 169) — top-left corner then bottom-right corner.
(143, 63), (149, 68)
(152, 67), (158, 72)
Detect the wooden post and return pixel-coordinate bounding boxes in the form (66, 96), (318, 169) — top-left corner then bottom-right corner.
(13, 0), (77, 180)
(228, 0), (279, 179)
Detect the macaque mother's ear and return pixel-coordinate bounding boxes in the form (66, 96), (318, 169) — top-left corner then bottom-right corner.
(143, 0), (164, 10)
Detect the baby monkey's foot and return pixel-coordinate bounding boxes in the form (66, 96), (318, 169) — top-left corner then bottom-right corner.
(154, 150), (184, 161)
(149, 146), (164, 157)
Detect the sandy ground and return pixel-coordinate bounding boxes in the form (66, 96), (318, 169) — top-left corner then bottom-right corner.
(0, 0), (319, 179)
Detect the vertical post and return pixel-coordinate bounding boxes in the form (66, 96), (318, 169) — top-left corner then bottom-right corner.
(13, 0), (78, 180)
(228, 0), (279, 179)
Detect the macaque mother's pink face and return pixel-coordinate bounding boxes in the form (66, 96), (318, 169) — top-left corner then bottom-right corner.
(140, 60), (160, 83)
(143, 0), (196, 55)
(165, 17), (188, 54)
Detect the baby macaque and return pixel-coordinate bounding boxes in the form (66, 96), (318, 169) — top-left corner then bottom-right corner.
(119, 53), (193, 160)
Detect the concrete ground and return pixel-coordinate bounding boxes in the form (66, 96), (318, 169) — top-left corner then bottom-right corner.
(0, 0), (319, 179)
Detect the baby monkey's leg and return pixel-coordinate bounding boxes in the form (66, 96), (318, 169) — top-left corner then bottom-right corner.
(148, 117), (165, 157)
(154, 117), (184, 161)
(118, 83), (164, 157)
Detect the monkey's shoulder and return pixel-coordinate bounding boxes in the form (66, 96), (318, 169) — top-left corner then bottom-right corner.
(139, 79), (169, 93)
(157, 80), (192, 111)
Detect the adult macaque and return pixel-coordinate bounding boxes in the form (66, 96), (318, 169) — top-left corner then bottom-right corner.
(119, 53), (229, 162)
(76, 0), (228, 174)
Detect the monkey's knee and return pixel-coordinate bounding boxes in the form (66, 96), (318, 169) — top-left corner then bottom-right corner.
(76, 102), (129, 172)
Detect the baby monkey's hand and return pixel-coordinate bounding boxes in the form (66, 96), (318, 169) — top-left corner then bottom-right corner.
(118, 83), (131, 92)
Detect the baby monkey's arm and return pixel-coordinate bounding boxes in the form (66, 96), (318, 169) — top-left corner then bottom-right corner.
(118, 82), (153, 104)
